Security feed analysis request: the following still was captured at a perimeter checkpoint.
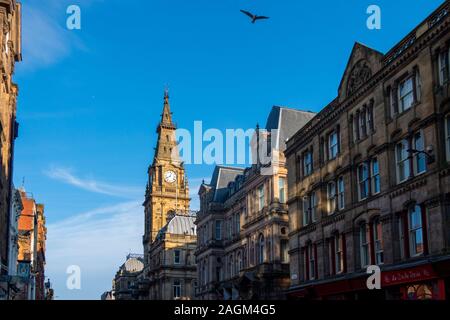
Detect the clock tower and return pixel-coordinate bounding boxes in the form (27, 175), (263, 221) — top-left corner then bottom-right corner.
(143, 90), (190, 251)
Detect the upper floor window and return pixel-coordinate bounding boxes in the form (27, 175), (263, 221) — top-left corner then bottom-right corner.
(327, 181), (337, 214)
(337, 177), (345, 210)
(408, 205), (424, 257)
(302, 192), (317, 226)
(303, 150), (313, 176)
(396, 132), (427, 184)
(258, 234), (265, 264)
(396, 139), (410, 183)
(371, 158), (381, 194)
(173, 280), (181, 299)
(281, 240), (289, 263)
(279, 177), (286, 203)
(357, 163), (370, 200)
(328, 131), (339, 160)
(174, 250), (181, 265)
(258, 185), (265, 210)
(399, 77), (414, 112)
(438, 47), (450, 85)
(215, 220), (222, 241)
(332, 234), (344, 274)
(359, 224), (370, 268)
(446, 116), (450, 162)
(373, 217), (384, 265)
(308, 244), (316, 280)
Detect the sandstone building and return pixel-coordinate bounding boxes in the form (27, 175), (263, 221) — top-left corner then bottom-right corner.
(285, 1), (450, 300)
(136, 91), (197, 300)
(113, 254), (144, 300)
(195, 107), (315, 300)
(0, 0), (21, 280)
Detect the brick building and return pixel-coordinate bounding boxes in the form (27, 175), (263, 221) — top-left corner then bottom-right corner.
(284, 2), (450, 300)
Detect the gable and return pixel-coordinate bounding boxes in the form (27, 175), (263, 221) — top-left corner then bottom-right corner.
(338, 42), (385, 102)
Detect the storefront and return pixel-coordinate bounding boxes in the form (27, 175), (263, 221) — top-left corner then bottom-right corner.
(288, 258), (450, 300)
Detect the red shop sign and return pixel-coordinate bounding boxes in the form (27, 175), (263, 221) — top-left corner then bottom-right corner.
(382, 264), (437, 287)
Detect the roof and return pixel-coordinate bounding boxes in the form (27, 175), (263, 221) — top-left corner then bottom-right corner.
(157, 214), (197, 240)
(265, 106), (316, 151)
(120, 256), (144, 273)
(209, 166), (245, 202)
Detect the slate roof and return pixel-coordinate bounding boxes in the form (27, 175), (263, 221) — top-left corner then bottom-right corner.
(209, 166), (245, 203)
(265, 106), (316, 151)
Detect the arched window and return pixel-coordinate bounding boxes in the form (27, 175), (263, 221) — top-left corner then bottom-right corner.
(258, 234), (265, 264)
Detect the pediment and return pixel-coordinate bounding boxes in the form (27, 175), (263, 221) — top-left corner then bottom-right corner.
(338, 42), (384, 102)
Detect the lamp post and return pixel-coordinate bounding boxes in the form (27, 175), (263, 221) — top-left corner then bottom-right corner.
(407, 148), (436, 165)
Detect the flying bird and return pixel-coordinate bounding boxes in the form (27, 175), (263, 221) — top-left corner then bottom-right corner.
(240, 10), (270, 23)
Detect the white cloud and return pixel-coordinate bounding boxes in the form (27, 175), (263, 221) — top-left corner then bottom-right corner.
(46, 200), (143, 300)
(45, 167), (142, 198)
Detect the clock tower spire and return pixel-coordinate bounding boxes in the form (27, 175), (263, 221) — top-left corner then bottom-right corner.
(143, 91), (190, 249)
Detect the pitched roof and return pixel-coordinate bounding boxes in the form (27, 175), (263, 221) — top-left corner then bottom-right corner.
(265, 106), (316, 151)
(209, 166), (245, 202)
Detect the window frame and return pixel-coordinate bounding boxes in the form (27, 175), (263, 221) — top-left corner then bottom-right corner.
(258, 185), (265, 211)
(359, 224), (370, 268)
(413, 131), (427, 176)
(373, 217), (384, 265)
(358, 163), (370, 201)
(279, 177), (286, 203)
(173, 280), (182, 299)
(327, 181), (337, 214)
(408, 205), (424, 257)
(174, 249), (181, 265)
(308, 244), (316, 280)
(215, 220), (223, 241)
(438, 48), (450, 85)
(398, 76), (415, 112)
(337, 176), (345, 210)
(335, 234), (343, 274)
(396, 139), (410, 184)
(371, 158), (381, 194)
(303, 150), (313, 176)
(328, 131), (339, 160)
(446, 115), (450, 162)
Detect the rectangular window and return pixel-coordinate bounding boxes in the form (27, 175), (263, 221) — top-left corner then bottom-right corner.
(360, 224), (370, 267)
(409, 205), (424, 256)
(215, 220), (222, 241)
(446, 116), (450, 161)
(258, 185), (265, 210)
(281, 240), (289, 263)
(173, 280), (181, 299)
(360, 109), (367, 138)
(327, 182), (337, 214)
(335, 234), (343, 273)
(279, 177), (286, 203)
(328, 131), (339, 159)
(413, 131), (426, 175)
(373, 218), (384, 265)
(398, 77), (414, 112)
(371, 158), (380, 194)
(309, 245), (316, 280)
(337, 177), (345, 210)
(439, 49), (449, 85)
(302, 192), (317, 226)
(396, 139), (410, 183)
(303, 150), (313, 176)
(368, 103), (374, 132)
(311, 192), (317, 223)
(174, 250), (181, 264)
(358, 163), (369, 200)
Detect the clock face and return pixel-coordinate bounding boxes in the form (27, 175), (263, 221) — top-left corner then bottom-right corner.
(164, 170), (177, 183)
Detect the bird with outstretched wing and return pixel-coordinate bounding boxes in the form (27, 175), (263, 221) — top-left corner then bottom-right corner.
(240, 10), (270, 23)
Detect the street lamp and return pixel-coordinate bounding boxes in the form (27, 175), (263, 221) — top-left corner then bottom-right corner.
(407, 147), (436, 165)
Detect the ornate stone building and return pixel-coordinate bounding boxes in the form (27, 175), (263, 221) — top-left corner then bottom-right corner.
(195, 107), (315, 300)
(0, 0), (21, 279)
(285, 2), (450, 300)
(113, 254), (144, 300)
(145, 214), (197, 300)
(136, 91), (197, 300)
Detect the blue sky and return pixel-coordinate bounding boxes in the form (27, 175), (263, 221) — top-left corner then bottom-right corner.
(14, 0), (444, 300)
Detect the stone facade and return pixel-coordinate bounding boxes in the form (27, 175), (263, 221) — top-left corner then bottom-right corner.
(136, 91), (197, 300)
(113, 254), (144, 300)
(0, 0), (21, 277)
(285, 2), (450, 300)
(146, 214), (197, 300)
(195, 107), (315, 300)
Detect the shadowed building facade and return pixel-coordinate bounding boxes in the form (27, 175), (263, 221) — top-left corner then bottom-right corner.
(0, 0), (21, 280)
(285, 2), (450, 300)
(195, 107), (315, 300)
